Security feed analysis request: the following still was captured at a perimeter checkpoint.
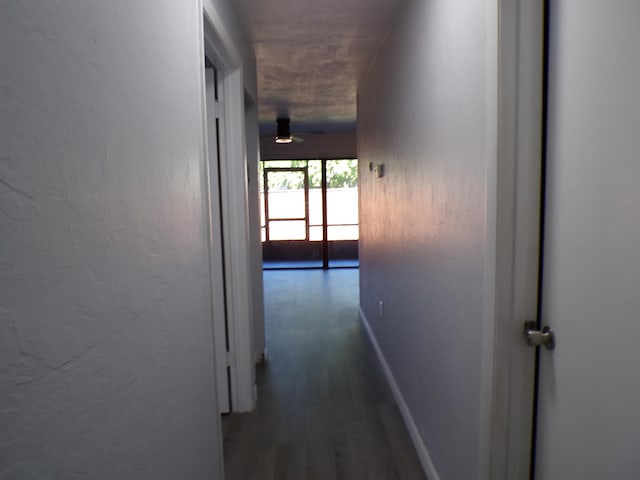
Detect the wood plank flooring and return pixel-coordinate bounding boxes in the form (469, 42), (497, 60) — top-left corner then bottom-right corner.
(222, 269), (427, 480)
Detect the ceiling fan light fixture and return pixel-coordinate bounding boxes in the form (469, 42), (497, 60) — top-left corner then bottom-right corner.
(275, 118), (293, 144)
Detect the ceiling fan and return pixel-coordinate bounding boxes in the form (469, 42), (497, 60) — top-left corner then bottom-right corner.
(272, 118), (304, 144)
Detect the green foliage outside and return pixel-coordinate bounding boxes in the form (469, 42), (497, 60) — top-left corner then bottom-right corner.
(260, 159), (358, 191)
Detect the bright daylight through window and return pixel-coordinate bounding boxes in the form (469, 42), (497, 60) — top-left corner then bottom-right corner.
(259, 159), (359, 242)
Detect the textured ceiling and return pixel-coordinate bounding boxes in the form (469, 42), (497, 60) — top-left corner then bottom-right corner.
(233, 0), (404, 135)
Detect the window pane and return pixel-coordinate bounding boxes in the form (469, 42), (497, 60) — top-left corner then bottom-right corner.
(327, 225), (359, 241)
(308, 160), (322, 188)
(327, 159), (358, 188)
(326, 188), (358, 225)
(309, 225), (323, 241)
(309, 188), (322, 225)
(266, 170), (305, 191)
(267, 188), (306, 219)
(262, 160), (302, 169)
(268, 220), (306, 240)
(259, 159), (360, 252)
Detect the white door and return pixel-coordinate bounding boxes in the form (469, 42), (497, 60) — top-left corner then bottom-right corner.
(535, 1), (640, 478)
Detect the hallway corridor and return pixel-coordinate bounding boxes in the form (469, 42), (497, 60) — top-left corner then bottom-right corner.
(222, 269), (427, 479)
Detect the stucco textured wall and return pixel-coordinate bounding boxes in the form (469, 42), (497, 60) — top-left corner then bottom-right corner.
(0, 1), (238, 478)
(358, 0), (492, 478)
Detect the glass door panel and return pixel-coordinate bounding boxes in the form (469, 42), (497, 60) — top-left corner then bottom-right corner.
(264, 168), (308, 242)
(262, 165), (321, 267)
(260, 159), (359, 269)
(268, 221), (307, 241)
(326, 159), (359, 267)
(266, 171), (306, 219)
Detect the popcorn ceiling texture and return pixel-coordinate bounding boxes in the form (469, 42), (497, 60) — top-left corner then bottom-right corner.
(234, 0), (404, 131)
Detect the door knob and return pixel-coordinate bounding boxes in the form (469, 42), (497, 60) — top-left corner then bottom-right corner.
(524, 321), (556, 350)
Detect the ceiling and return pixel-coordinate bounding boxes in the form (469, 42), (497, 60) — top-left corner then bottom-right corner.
(232, 0), (404, 135)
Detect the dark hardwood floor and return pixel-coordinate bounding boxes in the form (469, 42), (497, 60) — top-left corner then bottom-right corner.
(222, 269), (427, 480)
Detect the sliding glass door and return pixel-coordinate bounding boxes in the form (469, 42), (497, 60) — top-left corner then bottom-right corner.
(260, 159), (358, 269)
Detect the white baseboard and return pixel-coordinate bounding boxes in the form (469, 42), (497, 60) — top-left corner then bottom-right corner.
(358, 307), (440, 480)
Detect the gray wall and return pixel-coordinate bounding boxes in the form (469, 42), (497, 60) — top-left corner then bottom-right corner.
(0, 0), (255, 478)
(358, 0), (493, 478)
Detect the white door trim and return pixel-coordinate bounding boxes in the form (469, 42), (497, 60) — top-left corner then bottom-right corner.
(204, 66), (232, 413)
(202, 4), (257, 413)
(488, 1), (545, 478)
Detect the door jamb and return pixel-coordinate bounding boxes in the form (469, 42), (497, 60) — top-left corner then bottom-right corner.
(488, 1), (545, 478)
(202, 5), (257, 413)
(204, 66), (232, 413)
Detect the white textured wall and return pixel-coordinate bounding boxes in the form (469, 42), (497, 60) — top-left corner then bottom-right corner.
(358, 0), (493, 478)
(0, 1), (253, 478)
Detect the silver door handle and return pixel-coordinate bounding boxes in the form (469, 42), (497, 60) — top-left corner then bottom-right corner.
(524, 321), (556, 350)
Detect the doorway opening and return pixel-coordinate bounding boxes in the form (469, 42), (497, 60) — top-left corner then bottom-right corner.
(260, 159), (359, 269)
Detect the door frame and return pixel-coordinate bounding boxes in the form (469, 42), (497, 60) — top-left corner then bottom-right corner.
(204, 65), (233, 413)
(487, 1), (545, 479)
(263, 167), (310, 242)
(201, 4), (257, 413)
